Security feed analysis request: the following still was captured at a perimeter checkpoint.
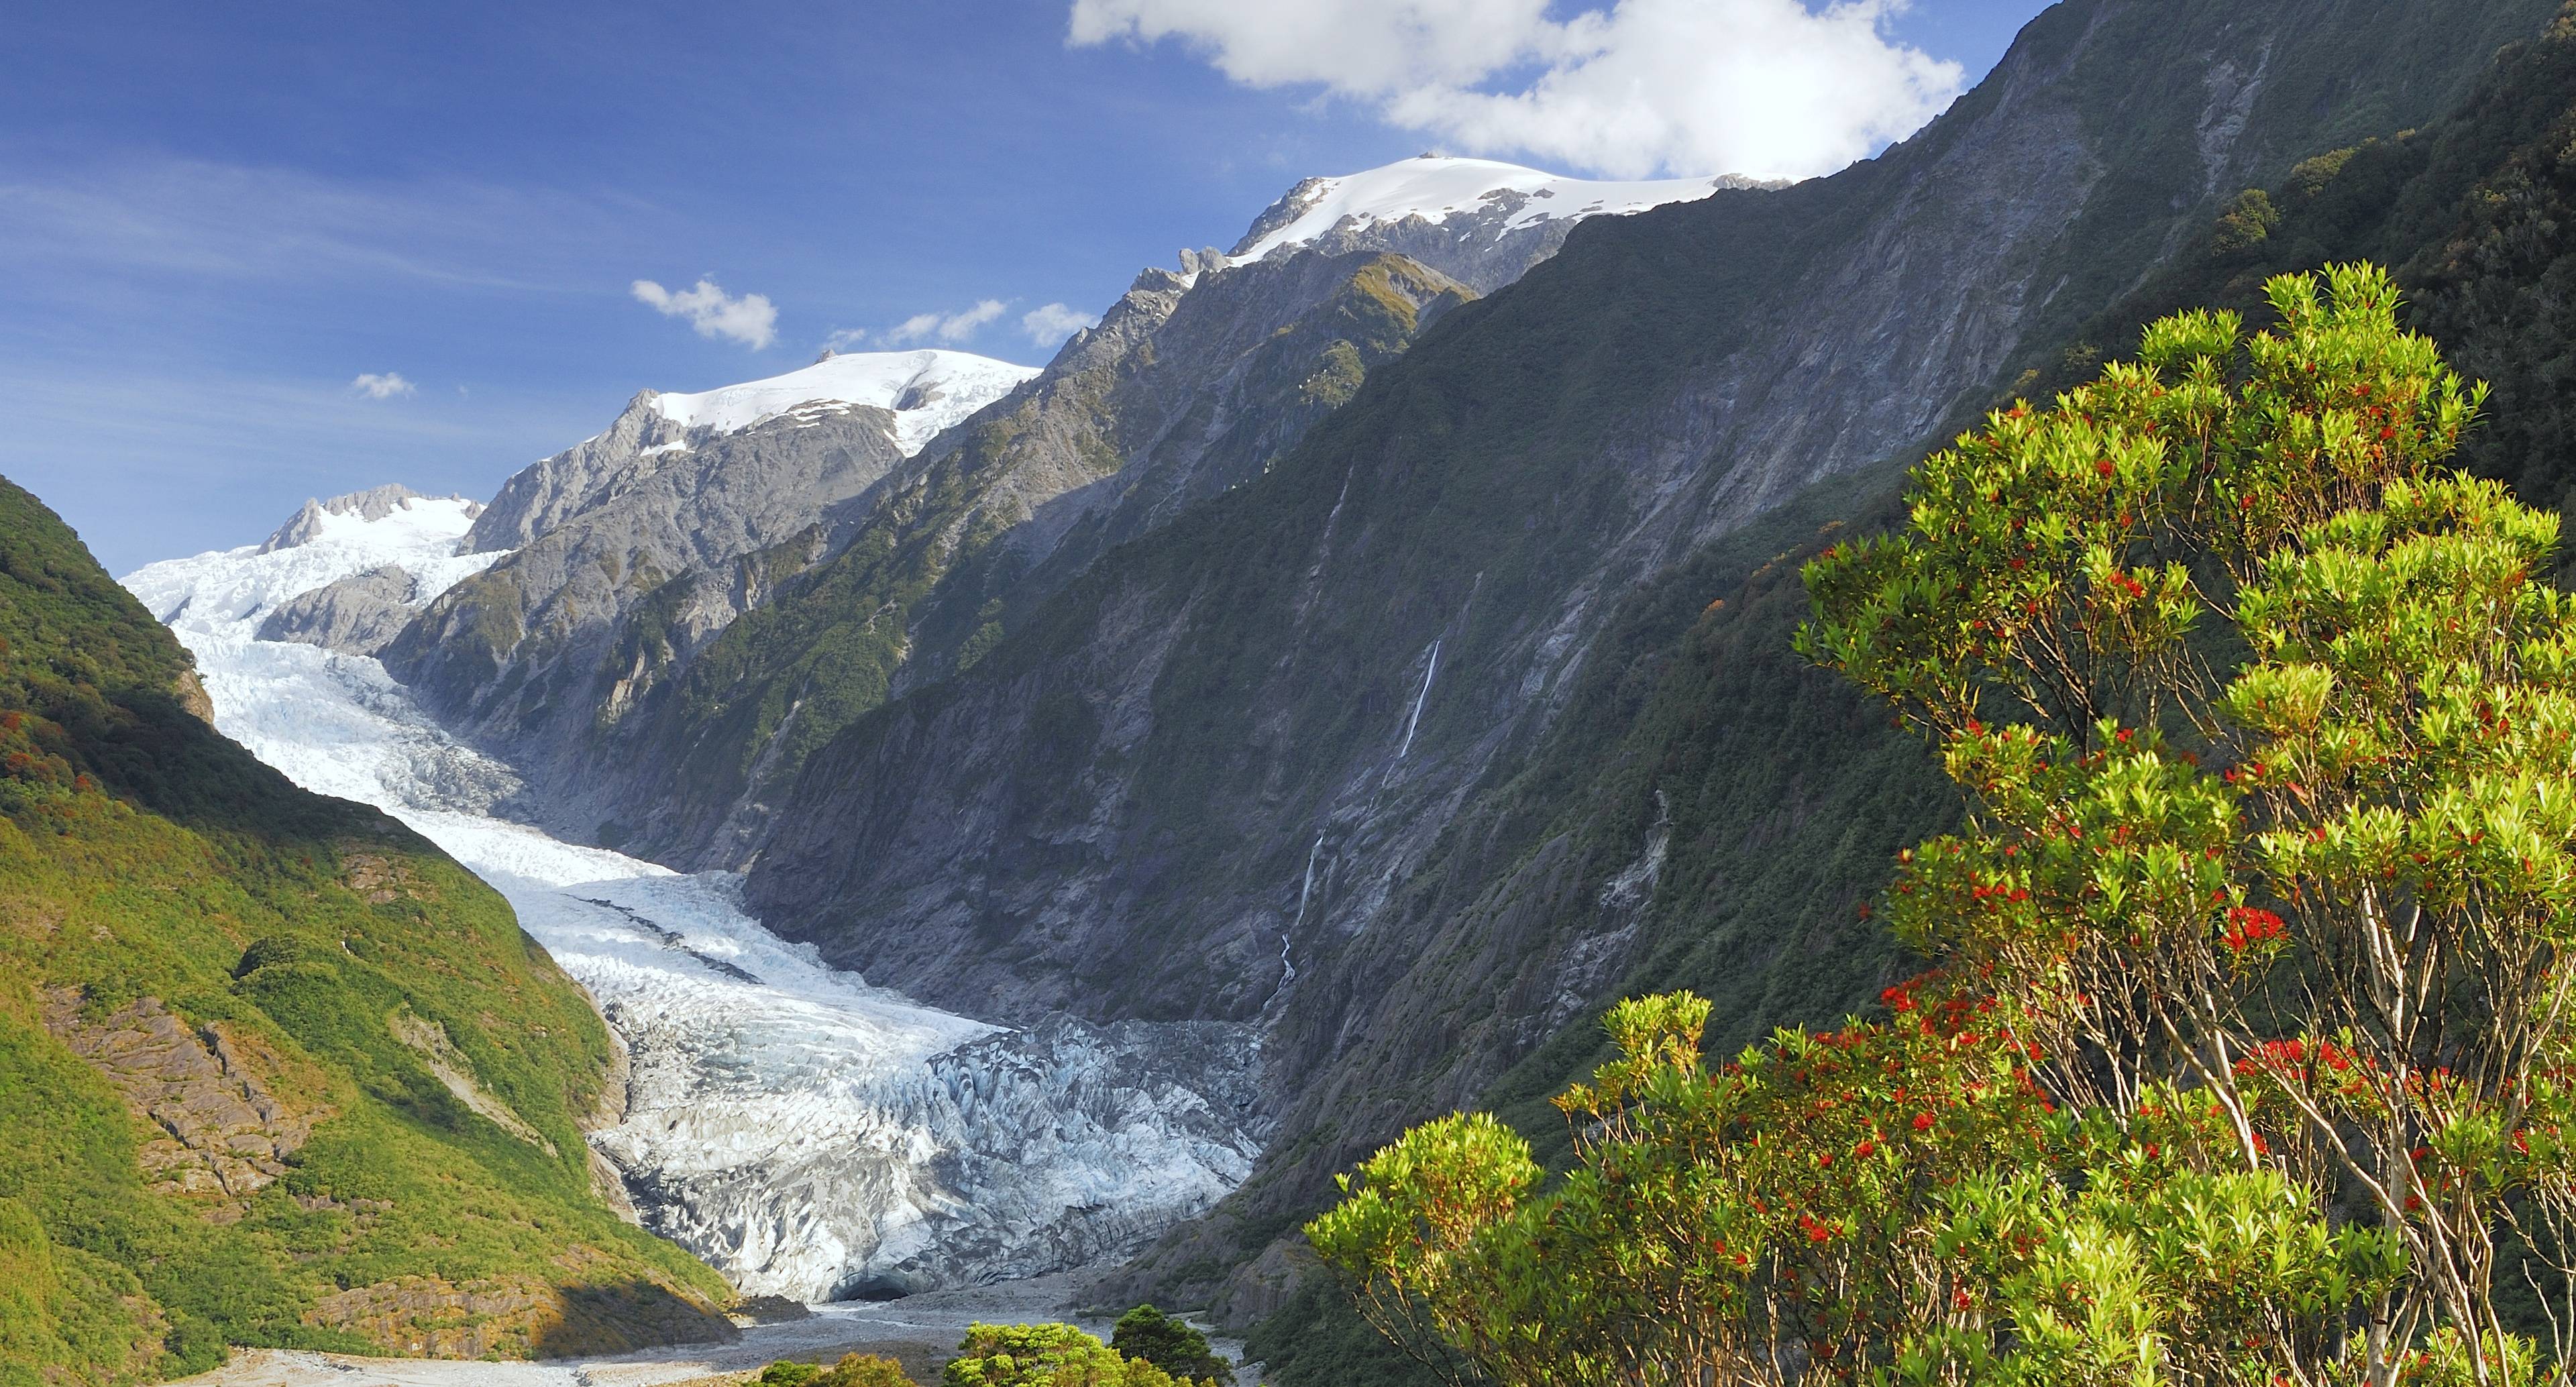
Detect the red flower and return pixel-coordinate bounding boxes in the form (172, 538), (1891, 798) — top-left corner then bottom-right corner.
(1854, 1139), (1875, 1159)
(1913, 1113), (1935, 1132)
(2096, 459), (2115, 476)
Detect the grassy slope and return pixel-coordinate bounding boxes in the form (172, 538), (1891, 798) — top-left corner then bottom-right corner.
(0, 478), (729, 1384)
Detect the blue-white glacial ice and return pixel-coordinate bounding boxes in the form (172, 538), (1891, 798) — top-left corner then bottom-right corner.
(121, 494), (1262, 1301)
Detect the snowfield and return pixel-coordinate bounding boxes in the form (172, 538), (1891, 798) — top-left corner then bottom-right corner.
(649, 349), (1040, 456)
(122, 494), (1261, 1302)
(1234, 154), (1733, 263)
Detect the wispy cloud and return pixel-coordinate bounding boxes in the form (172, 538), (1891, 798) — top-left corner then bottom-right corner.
(631, 277), (779, 349)
(1067, 0), (1962, 180)
(350, 371), (416, 398)
(1021, 302), (1100, 347)
(884, 299), (1007, 346)
(0, 157), (651, 294)
(820, 327), (871, 353)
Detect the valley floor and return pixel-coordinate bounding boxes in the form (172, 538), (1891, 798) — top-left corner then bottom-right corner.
(176, 1276), (1261, 1386)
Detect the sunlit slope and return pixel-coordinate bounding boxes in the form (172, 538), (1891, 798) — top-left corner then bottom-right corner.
(0, 476), (731, 1384)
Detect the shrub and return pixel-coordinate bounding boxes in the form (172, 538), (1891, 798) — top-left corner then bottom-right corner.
(1111, 1305), (1235, 1386)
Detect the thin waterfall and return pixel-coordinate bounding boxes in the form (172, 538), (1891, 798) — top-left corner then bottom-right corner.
(1289, 832), (1326, 931)
(1396, 640), (1440, 762)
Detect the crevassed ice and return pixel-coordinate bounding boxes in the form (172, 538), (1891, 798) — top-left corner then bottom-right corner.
(120, 497), (1259, 1302)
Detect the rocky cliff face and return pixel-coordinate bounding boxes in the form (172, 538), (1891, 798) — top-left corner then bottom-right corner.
(553, 248), (1476, 865)
(380, 392), (970, 810)
(256, 563), (429, 654)
(730, 0), (2561, 1319)
(366, 160), (1720, 866)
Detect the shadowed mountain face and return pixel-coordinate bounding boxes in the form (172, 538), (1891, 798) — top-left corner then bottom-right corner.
(716, 0), (2561, 1319)
(389, 245), (1481, 865)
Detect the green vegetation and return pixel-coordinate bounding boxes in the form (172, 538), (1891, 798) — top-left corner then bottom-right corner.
(0, 476), (729, 1383)
(1316, 266), (2576, 1382)
(941, 1323), (1225, 1387)
(758, 1353), (918, 1386)
(1110, 1305), (1235, 1386)
(1238, 1280), (1452, 1387)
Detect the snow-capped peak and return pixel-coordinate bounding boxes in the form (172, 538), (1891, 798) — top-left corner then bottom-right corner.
(1230, 154), (1766, 265)
(260, 484), (484, 554)
(124, 489), (498, 640)
(646, 348), (1039, 456)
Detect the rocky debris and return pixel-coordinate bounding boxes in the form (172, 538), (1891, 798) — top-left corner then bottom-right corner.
(42, 990), (321, 1199)
(256, 563), (423, 655)
(262, 485), (482, 553)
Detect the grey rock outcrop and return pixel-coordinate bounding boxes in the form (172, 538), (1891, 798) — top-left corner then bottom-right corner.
(42, 989), (322, 1200)
(383, 400), (926, 762)
(256, 563), (423, 655)
(466, 393), (680, 551)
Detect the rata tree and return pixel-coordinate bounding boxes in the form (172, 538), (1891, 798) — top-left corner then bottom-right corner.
(1799, 262), (2576, 1380)
(1309, 265), (2576, 1386)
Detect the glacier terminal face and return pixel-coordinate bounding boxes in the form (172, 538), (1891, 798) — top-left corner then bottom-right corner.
(121, 494), (1262, 1301)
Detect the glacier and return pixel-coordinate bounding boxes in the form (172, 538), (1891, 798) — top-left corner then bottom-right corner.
(122, 494), (1263, 1302)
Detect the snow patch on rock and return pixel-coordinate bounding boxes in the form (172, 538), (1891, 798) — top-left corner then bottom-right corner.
(650, 349), (1040, 455)
(1231, 155), (1737, 264)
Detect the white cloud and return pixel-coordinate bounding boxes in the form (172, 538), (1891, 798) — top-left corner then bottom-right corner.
(1067, 0), (1962, 180)
(631, 276), (779, 349)
(884, 298), (1008, 346)
(350, 372), (416, 398)
(820, 327), (871, 352)
(1021, 302), (1101, 346)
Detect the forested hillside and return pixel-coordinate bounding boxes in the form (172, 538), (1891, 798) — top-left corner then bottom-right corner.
(0, 480), (730, 1383)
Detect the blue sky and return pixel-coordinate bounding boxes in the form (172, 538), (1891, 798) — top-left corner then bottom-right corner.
(3, 0), (2049, 573)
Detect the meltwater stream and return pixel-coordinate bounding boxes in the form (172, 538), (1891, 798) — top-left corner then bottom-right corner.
(121, 498), (1262, 1302)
